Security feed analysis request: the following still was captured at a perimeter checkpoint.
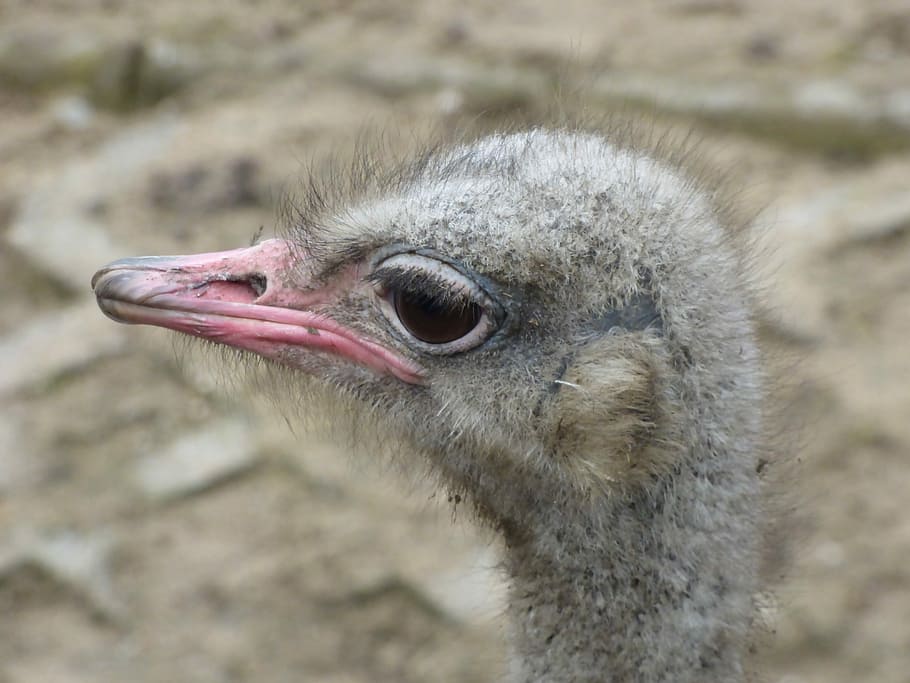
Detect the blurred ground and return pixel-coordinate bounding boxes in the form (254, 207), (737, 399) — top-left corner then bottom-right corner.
(2, 1), (910, 682)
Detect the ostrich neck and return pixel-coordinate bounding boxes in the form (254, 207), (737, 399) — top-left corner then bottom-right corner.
(497, 457), (760, 683)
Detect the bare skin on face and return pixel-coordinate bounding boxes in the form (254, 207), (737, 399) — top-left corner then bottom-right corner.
(92, 238), (425, 384)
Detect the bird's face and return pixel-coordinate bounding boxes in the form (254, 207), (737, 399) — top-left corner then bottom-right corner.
(94, 131), (750, 518)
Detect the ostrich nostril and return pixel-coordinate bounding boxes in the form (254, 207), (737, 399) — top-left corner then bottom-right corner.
(248, 274), (267, 297)
(190, 275), (267, 303)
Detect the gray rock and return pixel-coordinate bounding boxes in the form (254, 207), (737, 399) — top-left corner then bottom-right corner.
(0, 414), (30, 494)
(51, 95), (96, 131)
(0, 529), (123, 621)
(0, 32), (104, 92)
(765, 161), (910, 250)
(757, 159), (910, 339)
(0, 299), (126, 398)
(594, 72), (910, 130)
(134, 417), (260, 500)
(592, 73), (910, 160)
(6, 116), (181, 291)
(89, 40), (197, 112)
(0, 31), (196, 109)
(415, 547), (506, 624)
(343, 57), (547, 115)
(147, 156), (264, 213)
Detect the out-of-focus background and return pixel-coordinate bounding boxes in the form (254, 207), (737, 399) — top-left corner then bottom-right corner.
(2, 1), (909, 681)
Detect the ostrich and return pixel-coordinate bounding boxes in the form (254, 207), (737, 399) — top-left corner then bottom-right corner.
(92, 128), (772, 682)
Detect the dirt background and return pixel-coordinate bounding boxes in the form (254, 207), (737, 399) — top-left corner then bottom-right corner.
(2, 1), (910, 682)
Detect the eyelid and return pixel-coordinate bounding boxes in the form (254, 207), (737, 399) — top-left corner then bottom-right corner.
(369, 266), (476, 308)
(370, 254), (490, 303)
(369, 252), (502, 354)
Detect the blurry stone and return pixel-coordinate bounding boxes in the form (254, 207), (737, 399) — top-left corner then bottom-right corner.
(148, 164), (209, 209)
(346, 58), (546, 116)
(835, 194), (910, 247)
(813, 540), (847, 569)
(0, 31), (195, 109)
(51, 95), (96, 131)
(0, 234), (76, 339)
(148, 156), (263, 212)
(0, 415), (27, 494)
(261, 20), (294, 41)
(0, 32), (103, 93)
(592, 73), (910, 160)
(666, 0), (743, 14)
(0, 194), (15, 231)
(343, 576), (448, 621)
(452, 69), (543, 117)
(0, 529), (123, 621)
(442, 19), (470, 45)
(6, 115), (180, 290)
(134, 417), (260, 500)
(793, 163), (910, 248)
(887, 90), (910, 124)
(415, 547), (506, 624)
(860, 10), (910, 56)
(8, 211), (122, 293)
(756, 159), (910, 339)
(0, 300), (126, 398)
(31, 530), (123, 619)
(89, 40), (196, 112)
(793, 80), (867, 121)
(435, 87), (465, 116)
(346, 59), (440, 97)
(745, 34), (780, 62)
(90, 41), (145, 111)
(220, 157), (262, 208)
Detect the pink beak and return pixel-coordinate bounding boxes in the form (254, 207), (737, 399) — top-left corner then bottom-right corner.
(91, 238), (425, 384)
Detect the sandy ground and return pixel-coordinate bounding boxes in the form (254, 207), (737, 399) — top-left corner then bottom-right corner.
(2, 1), (910, 681)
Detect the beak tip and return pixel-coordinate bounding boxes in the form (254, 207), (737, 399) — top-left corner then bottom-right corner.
(90, 267), (107, 291)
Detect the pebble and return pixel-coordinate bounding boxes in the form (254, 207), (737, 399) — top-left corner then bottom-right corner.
(756, 160), (910, 340)
(0, 414), (29, 494)
(89, 40), (194, 111)
(763, 161), (910, 250)
(413, 547), (506, 624)
(0, 300), (126, 398)
(6, 116), (181, 291)
(592, 72), (910, 147)
(147, 156), (263, 212)
(51, 95), (96, 131)
(133, 416), (260, 500)
(345, 57), (546, 114)
(0, 529), (123, 621)
(0, 31), (194, 110)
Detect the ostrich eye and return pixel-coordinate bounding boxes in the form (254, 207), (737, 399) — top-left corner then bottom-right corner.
(393, 289), (482, 344)
(371, 252), (500, 354)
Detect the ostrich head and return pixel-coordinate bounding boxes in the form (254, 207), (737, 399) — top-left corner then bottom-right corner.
(93, 129), (766, 682)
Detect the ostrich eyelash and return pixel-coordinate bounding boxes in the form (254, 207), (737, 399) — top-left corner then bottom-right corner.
(367, 266), (477, 309)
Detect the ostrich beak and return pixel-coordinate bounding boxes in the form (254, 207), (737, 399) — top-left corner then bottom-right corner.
(91, 238), (425, 384)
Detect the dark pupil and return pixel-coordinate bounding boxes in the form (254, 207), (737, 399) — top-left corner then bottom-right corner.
(393, 289), (482, 344)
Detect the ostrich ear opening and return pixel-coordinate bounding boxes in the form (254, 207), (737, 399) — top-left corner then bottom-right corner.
(548, 335), (680, 494)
